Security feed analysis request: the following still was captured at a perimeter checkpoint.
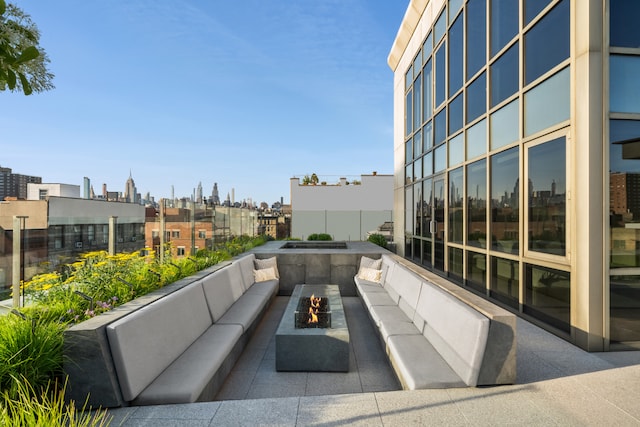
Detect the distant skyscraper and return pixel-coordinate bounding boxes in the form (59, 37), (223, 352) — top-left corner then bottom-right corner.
(196, 182), (203, 203)
(83, 177), (90, 199)
(211, 183), (220, 205)
(0, 165), (42, 200)
(124, 171), (137, 204)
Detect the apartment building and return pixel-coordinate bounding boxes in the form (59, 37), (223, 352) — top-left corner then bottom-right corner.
(390, 0), (640, 350)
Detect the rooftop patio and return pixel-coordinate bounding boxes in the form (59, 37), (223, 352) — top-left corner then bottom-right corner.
(104, 296), (640, 426)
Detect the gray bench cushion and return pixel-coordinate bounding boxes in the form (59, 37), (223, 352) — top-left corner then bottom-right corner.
(368, 305), (412, 327)
(385, 266), (422, 319)
(217, 293), (269, 333)
(244, 279), (278, 298)
(360, 290), (397, 310)
(201, 265), (244, 322)
(379, 320), (422, 343)
(236, 254), (256, 292)
(107, 283), (212, 402)
(387, 334), (465, 389)
(133, 324), (243, 405)
(416, 282), (490, 386)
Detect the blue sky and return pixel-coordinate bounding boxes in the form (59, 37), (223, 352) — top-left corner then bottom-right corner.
(1, 1), (408, 205)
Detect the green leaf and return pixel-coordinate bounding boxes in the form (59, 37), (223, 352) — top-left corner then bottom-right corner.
(18, 73), (32, 95)
(6, 69), (16, 90)
(14, 46), (39, 65)
(0, 0), (6, 16)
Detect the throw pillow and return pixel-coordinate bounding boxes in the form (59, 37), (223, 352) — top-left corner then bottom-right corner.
(359, 256), (382, 272)
(254, 257), (280, 278)
(254, 267), (277, 283)
(357, 267), (382, 283)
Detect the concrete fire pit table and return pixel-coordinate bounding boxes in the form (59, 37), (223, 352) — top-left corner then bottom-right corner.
(275, 284), (349, 372)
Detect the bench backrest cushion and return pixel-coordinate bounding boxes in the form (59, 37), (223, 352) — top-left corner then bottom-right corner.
(416, 282), (489, 386)
(201, 264), (245, 322)
(106, 283), (212, 402)
(386, 265), (422, 319)
(380, 255), (396, 288)
(236, 254), (256, 292)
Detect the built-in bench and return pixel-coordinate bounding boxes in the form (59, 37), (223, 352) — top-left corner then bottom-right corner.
(65, 253), (278, 407)
(354, 254), (516, 389)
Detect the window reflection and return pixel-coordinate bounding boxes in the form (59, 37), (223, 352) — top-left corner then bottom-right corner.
(491, 147), (519, 254)
(466, 0), (486, 80)
(528, 137), (566, 256)
(490, 256), (519, 308)
(467, 159), (487, 248)
(610, 0), (640, 48)
(449, 14), (464, 97)
(524, 264), (570, 332)
(467, 251), (486, 293)
(491, 42), (519, 107)
(490, 0), (518, 56)
(449, 167), (464, 243)
(436, 42), (447, 107)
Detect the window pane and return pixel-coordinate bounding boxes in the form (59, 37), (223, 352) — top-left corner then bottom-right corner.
(491, 0), (519, 56)
(405, 89), (413, 137)
(422, 178), (433, 239)
(467, 118), (487, 159)
(491, 42), (519, 107)
(414, 158), (423, 181)
(435, 108), (447, 146)
(449, 167), (464, 243)
(414, 130), (423, 158)
(490, 257), (519, 308)
(467, 251), (487, 293)
(491, 147), (519, 253)
(610, 0), (640, 48)
(466, 0), (486, 80)
(449, 93), (464, 135)
(449, 14), (464, 97)
(525, 0), (552, 25)
(405, 187), (413, 233)
(610, 275), (640, 342)
(449, 133), (464, 167)
(609, 119), (640, 268)
(449, 247), (464, 281)
(524, 264), (570, 332)
(414, 74), (422, 129)
(490, 99), (519, 150)
(528, 137), (566, 256)
(524, 67), (570, 136)
(424, 151), (433, 176)
(435, 144), (447, 172)
(406, 139), (413, 164)
(436, 41), (447, 107)
(423, 59), (433, 121)
(424, 120), (433, 151)
(434, 8), (447, 43)
(467, 159), (487, 248)
(467, 72), (486, 124)
(449, 0), (464, 23)
(610, 55), (640, 114)
(406, 64), (413, 92)
(524, 0), (569, 85)
(406, 164), (414, 184)
(423, 32), (433, 59)
(414, 184), (423, 235)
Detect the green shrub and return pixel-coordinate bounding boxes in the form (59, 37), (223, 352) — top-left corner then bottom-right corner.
(0, 315), (65, 400)
(307, 233), (332, 241)
(367, 233), (388, 249)
(0, 376), (109, 426)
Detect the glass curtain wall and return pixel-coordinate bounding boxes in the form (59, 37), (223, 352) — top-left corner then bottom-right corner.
(609, 0), (640, 344)
(403, 0), (571, 332)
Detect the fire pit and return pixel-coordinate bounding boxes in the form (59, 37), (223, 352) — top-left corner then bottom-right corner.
(294, 294), (331, 328)
(276, 284), (349, 372)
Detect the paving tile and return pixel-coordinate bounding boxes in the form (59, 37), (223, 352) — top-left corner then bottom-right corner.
(212, 397), (299, 426)
(356, 359), (400, 391)
(375, 389), (468, 426)
(305, 371), (363, 396)
(231, 345), (266, 373)
(297, 393), (383, 426)
(125, 402), (220, 421)
(214, 370), (255, 401)
(245, 382), (308, 399)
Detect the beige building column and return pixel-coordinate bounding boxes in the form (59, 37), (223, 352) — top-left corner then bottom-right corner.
(571, 0), (606, 351)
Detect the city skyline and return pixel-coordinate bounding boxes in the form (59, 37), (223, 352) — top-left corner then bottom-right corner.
(0, 1), (408, 205)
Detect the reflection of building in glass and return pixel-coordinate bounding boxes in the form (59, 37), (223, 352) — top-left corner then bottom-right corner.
(391, 0), (640, 350)
(610, 172), (640, 220)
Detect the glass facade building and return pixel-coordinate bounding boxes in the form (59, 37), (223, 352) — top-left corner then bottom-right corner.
(389, 0), (640, 351)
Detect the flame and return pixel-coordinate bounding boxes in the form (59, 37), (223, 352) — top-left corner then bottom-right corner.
(308, 306), (318, 323)
(310, 294), (321, 309)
